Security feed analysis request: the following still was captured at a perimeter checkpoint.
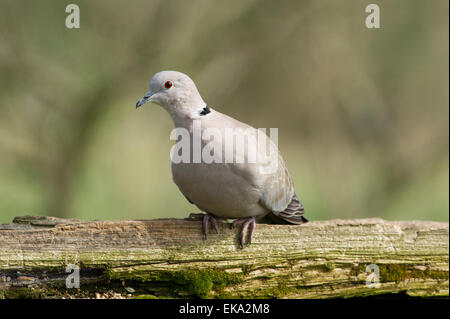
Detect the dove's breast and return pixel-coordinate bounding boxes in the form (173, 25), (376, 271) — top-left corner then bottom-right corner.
(172, 162), (270, 219)
(169, 111), (292, 219)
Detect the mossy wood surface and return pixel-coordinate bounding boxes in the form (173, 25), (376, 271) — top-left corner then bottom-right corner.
(0, 215), (448, 299)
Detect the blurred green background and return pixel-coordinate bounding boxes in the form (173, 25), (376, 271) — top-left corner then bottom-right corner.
(0, 0), (448, 224)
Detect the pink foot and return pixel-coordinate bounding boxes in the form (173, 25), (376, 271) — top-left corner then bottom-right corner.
(231, 217), (256, 248)
(202, 214), (219, 239)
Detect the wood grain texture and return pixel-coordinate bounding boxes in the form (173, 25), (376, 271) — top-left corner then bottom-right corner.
(0, 215), (448, 299)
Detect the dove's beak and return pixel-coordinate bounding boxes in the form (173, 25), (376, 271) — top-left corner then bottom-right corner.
(136, 92), (153, 108)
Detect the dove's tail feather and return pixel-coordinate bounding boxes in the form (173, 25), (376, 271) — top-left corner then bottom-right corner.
(257, 194), (308, 225)
(277, 194), (308, 224)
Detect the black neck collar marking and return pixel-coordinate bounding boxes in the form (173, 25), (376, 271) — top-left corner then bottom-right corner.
(199, 105), (211, 116)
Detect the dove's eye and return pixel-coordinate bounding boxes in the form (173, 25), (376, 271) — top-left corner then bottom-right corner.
(164, 81), (173, 89)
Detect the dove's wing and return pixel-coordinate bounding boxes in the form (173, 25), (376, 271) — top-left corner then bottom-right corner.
(254, 137), (308, 224)
(220, 117), (307, 224)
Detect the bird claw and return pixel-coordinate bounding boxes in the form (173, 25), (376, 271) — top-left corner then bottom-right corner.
(202, 214), (219, 239)
(232, 217), (256, 248)
(191, 214), (256, 246)
(211, 218), (219, 234)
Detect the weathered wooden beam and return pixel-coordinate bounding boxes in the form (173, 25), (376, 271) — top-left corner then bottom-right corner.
(0, 215), (448, 299)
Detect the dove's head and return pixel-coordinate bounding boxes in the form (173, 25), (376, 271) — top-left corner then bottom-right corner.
(136, 71), (206, 113)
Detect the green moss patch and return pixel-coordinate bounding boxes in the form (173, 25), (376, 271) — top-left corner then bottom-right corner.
(355, 263), (449, 283)
(379, 264), (448, 282)
(106, 268), (243, 298)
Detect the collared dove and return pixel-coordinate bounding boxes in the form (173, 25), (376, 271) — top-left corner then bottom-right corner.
(136, 70), (308, 247)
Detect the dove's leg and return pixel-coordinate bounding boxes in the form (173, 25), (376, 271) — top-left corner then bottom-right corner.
(187, 213), (219, 239)
(202, 214), (219, 239)
(231, 217), (256, 247)
(248, 218), (255, 243)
